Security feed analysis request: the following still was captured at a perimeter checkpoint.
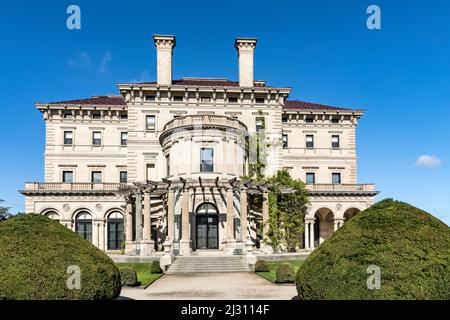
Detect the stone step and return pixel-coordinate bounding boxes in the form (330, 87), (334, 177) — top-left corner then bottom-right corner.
(166, 255), (251, 274)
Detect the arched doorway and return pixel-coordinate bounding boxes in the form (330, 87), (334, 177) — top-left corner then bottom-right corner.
(196, 203), (219, 250)
(44, 211), (60, 223)
(75, 211), (92, 243)
(314, 208), (335, 245)
(344, 208), (361, 222)
(107, 211), (124, 250)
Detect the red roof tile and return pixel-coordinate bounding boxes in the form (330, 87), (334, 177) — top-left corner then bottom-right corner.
(42, 96), (125, 106)
(284, 100), (355, 111)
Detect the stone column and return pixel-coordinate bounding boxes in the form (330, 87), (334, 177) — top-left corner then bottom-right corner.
(240, 189), (248, 241)
(310, 220), (315, 250)
(125, 199), (133, 242)
(143, 191), (152, 241)
(262, 191), (269, 240)
(304, 222), (310, 249)
(141, 189), (155, 255)
(99, 221), (105, 251)
(226, 188), (235, 242)
(334, 220), (338, 232)
(135, 192), (143, 243)
(179, 189), (191, 255)
(167, 189), (175, 240)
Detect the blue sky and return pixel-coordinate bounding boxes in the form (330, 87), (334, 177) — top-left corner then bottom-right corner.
(0, 0), (449, 224)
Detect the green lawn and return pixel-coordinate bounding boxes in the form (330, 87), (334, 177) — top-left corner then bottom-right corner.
(256, 259), (304, 283)
(116, 262), (163, 287)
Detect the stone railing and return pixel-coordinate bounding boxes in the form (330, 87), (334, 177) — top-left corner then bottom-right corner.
(163, 115), (248, 132)
(306, 184), (375, 192)
(24, 182), (121, 191)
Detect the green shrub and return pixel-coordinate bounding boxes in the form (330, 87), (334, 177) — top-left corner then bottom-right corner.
(119, 267), (138, 286)
(275, 263), (295, 283)
(296, 199), (450, 300)
(255, 260), (270, 272)
(0, 214), (121, 300)
(150, 260), (163, 274)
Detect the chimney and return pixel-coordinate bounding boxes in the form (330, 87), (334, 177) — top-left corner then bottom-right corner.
(235, 38), (257, 87)
(153, 34), (176, 85)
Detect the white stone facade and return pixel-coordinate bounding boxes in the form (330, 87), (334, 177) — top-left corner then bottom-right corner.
(20, 34), (378, 255)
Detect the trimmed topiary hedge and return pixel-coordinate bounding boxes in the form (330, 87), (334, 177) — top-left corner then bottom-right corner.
(0, 214), (121, 300)
(150, 260), (163, 274)
(275, 263), (295, 283)
(255, 260), (270, 272)
(119, 267), (138, 286)
(296, 199), (450, 300)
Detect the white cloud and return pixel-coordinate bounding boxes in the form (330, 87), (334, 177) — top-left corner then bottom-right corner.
(415, 155), (442, 168)
(67, 51), (92, 69)
(98, 51), (113, 74)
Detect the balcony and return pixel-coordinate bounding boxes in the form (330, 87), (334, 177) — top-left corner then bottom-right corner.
(21, 182), (121, 194)
(306, 183), (378, 196)
(162, 115), (248, 132)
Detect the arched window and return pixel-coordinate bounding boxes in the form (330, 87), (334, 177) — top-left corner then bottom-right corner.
(107, 211), (124, 250)
(75, 212), (92, 243)
(45, 211), (60, 223)
(196, 203), (218, 215)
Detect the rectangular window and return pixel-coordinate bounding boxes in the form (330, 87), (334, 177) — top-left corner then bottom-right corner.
(305, 116), (314, 123)
(306, 172), (315, 185)
(146, 115), (156, 131)
(146, 163), (156, 180)
(200, 148), (214, 172)
(166, 155), (170, 177)
(91, 171), (102, 184)
(64, 131), (73, 145)
(332, 135), (340, 149)
(63, 112), (72, 119)
(62, 171), (73, 183)
(120, 113), (128, 120)
(201, 97), (211, 102)
(306, 135), (314, 149)
(255, 97), (265, 104)
(119, 171), (128, 183)
(332, 172), (341, 184)
(331, 117), (340, 124)
(282, 134), (288, 148)
(92, 112), (101, 119)
(145, 95), (156, 101)
(282, 115), (288, 123)
(92, 132), (101, 145)
(228, 97), (238, 103)
(121, 132), (128, 146)
(255, 117), (264, 133)
(173, 96), (184, 102)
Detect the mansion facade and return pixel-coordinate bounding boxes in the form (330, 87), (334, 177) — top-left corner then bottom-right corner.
(20, 35), (378, 258)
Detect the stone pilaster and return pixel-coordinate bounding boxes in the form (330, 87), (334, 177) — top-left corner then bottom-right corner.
(99, 220), (105, 251)
(141, 189), (155, 255)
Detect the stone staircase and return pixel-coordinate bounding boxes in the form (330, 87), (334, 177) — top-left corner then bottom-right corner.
(166, 255), (251, 274)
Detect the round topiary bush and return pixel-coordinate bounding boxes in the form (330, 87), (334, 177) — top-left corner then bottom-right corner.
(119, 267), (138, 286)
(275, 263), (295, 283)
(150, 260), (163, 274)
(255, 260), (270, 272)
(296, 199), (450, 300)
(0, 214), (121, 300)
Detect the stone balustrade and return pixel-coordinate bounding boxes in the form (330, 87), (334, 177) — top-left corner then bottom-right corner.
(24, 182), (121, 191)
(305, 184), (375, 192)
(162, 114), (248, 132)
